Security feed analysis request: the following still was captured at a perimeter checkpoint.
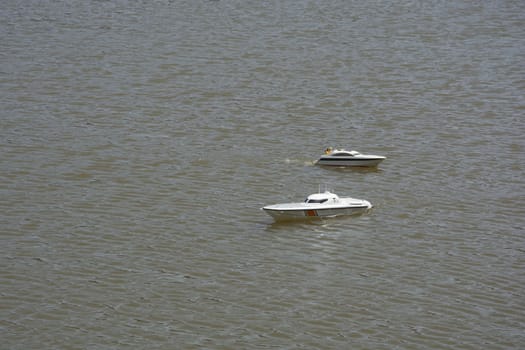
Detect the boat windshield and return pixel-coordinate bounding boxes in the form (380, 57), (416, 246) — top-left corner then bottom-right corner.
(332, 152), (352, 156)
(305, 198), (328, 204)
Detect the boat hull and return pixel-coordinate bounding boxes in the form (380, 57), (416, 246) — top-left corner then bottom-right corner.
(316, 156), (385, 167)
(262, 205), (371, 221)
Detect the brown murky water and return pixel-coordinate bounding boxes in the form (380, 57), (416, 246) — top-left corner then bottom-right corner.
(1, 1), (524, 349)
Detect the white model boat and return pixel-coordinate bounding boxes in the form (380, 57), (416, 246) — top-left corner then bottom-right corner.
(262, 191), (372, 221)
(316, 147), (386, 167)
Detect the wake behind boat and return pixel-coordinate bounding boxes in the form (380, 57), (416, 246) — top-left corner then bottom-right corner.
(262, 190), (372, 221)
(316, 147), (386, 167)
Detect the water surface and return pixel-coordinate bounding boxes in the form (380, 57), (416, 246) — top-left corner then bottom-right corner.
(1, 1), (524, 349)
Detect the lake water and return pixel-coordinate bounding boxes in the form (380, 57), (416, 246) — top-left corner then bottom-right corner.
(1, 1), (524, 349)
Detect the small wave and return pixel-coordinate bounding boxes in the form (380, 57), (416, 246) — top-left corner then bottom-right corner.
(284, 158), (316, 166)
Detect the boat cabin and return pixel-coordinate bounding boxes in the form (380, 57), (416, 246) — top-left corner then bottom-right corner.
(329, 150), (359, 157)
(305, 191), (339, 204)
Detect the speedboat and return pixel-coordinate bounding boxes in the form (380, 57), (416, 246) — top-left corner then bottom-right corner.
(316, 147), (386, 167)
(262, 191), (372, 221)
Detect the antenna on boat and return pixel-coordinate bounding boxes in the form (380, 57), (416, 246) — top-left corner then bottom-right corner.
(318, 184), (332, 193)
